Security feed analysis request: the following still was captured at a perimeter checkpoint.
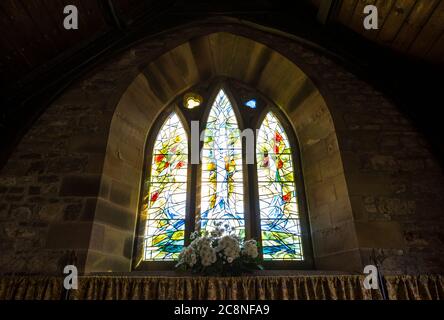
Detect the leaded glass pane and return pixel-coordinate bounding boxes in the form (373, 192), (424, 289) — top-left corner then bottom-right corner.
(200, 89), (245, 238)
(256, 112), (303, 260)
(143, 112), (188, 260)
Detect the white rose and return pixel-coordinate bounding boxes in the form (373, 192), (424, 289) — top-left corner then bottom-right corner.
(249, 248), (258, 258)
(199, 245), (216, 267)
(216, 236), (240, 261)
(190, 253), (197, 266)
(244, 239), (257, 246)
(242, 240), (258, 258)
(201, 256), (211, 266)
(179, 247), (199, 267)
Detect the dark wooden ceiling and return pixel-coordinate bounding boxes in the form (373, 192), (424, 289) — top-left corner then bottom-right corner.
(0, 0), (160, 86)
(0, 0), (443, 166)
(311, 0), (444, 64)
(1, 0), (443, 88)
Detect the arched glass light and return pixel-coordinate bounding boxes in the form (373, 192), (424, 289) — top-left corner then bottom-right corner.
(200, 89), (244, 238)
(256, 112), (303, 261)
(183, 92), (203, 109)
(143, 112), (188, 260)
(244, 99), (257, 109)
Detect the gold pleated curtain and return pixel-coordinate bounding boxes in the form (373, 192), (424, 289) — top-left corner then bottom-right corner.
(0, 275), (443, 300)
(385, 275), (444, 300)
(0, 276), (63, 300)
(71, 276), (380, 300)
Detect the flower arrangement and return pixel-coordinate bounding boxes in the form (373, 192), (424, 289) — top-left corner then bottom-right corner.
(175, 223), (263, 276)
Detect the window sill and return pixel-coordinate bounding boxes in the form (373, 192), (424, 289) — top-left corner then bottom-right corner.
(86, 269), (355, 277)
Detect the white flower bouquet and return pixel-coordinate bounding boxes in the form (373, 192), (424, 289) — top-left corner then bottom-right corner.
(175, 223), (263, 276)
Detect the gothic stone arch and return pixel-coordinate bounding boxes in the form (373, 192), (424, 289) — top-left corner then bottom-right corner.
(2, 18), (438, 275)
(92, 32), (357, 273)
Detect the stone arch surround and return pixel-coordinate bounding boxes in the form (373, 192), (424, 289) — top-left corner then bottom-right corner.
(0, 19), (443, 275)
(104, 33), (355, 273)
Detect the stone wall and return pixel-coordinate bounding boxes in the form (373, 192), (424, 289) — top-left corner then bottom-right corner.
(0, 18), (443, 275)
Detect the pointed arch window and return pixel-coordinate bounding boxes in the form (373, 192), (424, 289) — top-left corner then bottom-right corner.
(256, 112), (303, 260)
(136, 80), (312, 269)
(200, 89), (244, 238)
(143, 112), (188, 261)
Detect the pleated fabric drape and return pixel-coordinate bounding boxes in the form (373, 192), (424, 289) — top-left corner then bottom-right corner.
(385, 275), (444, 300)
(0, 276), (63, 300)
(1, 275), (442, 300)
(71, 275), (381, 300)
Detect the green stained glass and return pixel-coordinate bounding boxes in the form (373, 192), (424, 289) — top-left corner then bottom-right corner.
(256, 112), (303, 260)
(143, 112), (188, 260)
(200, 89), (244, 238)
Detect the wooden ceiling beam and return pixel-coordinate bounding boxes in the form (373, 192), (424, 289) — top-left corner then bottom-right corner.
(317, 0), (342, 24)
(99, 0), (125, 29)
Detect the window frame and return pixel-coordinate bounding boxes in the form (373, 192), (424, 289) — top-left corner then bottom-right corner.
(253, 106), (314, 270)
(132, 78), (314, 271)
(132, 104), (192, 271)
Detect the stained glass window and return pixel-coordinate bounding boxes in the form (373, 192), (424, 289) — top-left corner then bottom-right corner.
(143, 112), (188, 260)
(245, 99), (257, 109)
(200, 89), (244, 238)
(139, 83), (310, 267)
(256, 112), (303, 260)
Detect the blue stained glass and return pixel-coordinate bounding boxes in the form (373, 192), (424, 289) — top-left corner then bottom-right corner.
(256, 112), (303, 260)
(245, 99), (257, 109)
(143, 112), (188, 261)
(200, 89), (244, 238)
